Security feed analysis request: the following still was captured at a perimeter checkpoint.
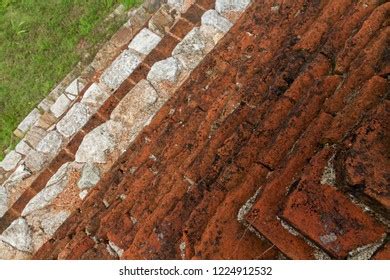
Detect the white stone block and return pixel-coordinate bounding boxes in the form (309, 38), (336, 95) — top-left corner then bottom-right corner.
(56, 102), (91, 138)
(215, 0), (251, 21)
(111, 80), (159, 126)
(147, 57), (184, 98)
(201, 9), (233, 33)
(50, 94), (72, 118)
(0, 218), (32, 253)
(100, 49), (142, 90)
(128, 28), (162, 56)
(15, 140), (32, 156)
(65, 78), (85, 100)
(80, 83), (110, 113)
(75, 120), (123, 164)
(0, 151), (22, 172)
(36, 130), (63, 156)
(22, 163), (71, 216)
(17, 108), (41, 134)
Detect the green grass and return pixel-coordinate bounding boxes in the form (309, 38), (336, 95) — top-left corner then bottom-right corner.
(0, 0), (141, 160)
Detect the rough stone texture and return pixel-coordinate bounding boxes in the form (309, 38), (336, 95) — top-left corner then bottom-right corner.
(201, 9), (233, 33)
(24, 126), (48, 149)
(0, 151), (22, 172)
(22, 163), (71, 216)
(16, 108), (41, 135)
(215, 0), (251, 21)
(39, 211), (71, 236)
(35, 112), (57, 130)
(172, 27), (215, 70)
(0, 186), (7, 217)
(128, 28), (162, 56)
(0, 218), (32, 253)
(80, 83), (110, 113)
(65, 78), (85, 100)
(147, 57), (184, 98)
(24, 150), (47, 173)
(56, 103), (91, 138)
(75, 121), (123, 164)
(36, 130), (63, 156)
(50, 94), (72, 118)
(167, 0), (194, 13)
(15, 140), (32, 156)
(1, 164), (32, 191)
(111, 80), (159, 126)
(100, 49), (142, 90)
(77, 163), (101, 190)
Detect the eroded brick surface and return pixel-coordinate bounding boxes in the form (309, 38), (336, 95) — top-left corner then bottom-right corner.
(4, 0), (388, 260)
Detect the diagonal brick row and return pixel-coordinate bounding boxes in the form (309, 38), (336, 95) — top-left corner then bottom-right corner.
(1, 0), (388, 260)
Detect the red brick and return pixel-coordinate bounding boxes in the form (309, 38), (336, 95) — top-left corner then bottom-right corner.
(66, 130), (86, 156)
(281, 148), (387, 259)
(11, 189), (36, 214)
(372, 242), (390, 260)
(196, 0), (215, 10)
(30, 168), (54, 193)
(0, 209), (19, 234)
(155, 33), (181, 55)
(129, 63), (150, 84)
(47, 150), (74, 173)
(169, 18), (194, 39)
(113, 79), (135, 101)
(182, 4), (204, 24)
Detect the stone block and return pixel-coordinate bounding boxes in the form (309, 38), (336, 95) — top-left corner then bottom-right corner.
(0, 218), (32, 253)
(56, 103), (91, 138)
(0, 151), (22, 172)
(77, 163), (101, 190)
(128, 28), (162, 56)
(147, 57), (184, 98)
(80, 83), (110, 113)
(16, 108), (41, 135)
(215, 0), (251, 21)
(100, 49), (142, 90)
(65, 78), (86, 100)
(50, 94), (72, 118)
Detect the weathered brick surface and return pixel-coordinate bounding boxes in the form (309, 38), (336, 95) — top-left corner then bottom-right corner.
(4, 0), (387, 260)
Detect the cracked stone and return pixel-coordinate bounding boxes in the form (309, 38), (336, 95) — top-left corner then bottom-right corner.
(80, 83), (110, 113)
(100, 49), (141, 90)
(0, 151), (22, 172)
(77, 163), (101, 190)
(65, 78), (85, 100)
(75, 121), (123, 163)
(56, 102), (91, 138)
(0, 218), (32, 253)
(128, 28), (162, 56)
(147, 57), (184, 98)
(1, 164), (32, 191)
(22, 163), (71, 216)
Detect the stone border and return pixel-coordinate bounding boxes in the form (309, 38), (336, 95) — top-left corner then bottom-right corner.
(0, 0), (252, 259)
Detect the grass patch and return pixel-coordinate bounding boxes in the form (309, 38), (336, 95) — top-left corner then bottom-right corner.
(0, 0), (142, 160)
